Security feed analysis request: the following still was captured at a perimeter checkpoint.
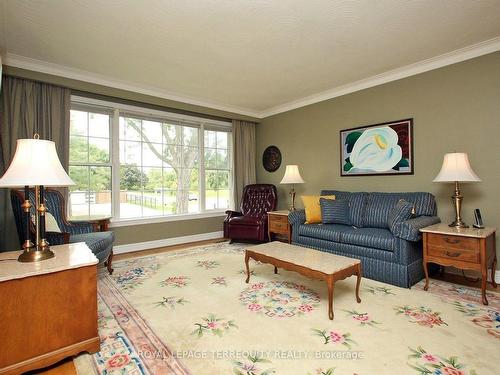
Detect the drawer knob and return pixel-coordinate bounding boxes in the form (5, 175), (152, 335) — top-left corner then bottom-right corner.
(444, 237), (460, 245)
(445, 251), (461, 257)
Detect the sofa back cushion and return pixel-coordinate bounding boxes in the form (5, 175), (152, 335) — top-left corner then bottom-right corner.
(364, 192), (437, 229)
(321, 190), (367, 227)
(320, 198), (351, 225)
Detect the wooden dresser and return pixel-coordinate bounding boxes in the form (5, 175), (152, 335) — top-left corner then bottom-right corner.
(420, 223), (497, 305)
(0, 243), (99, 375)
(268, 210), (292, 243)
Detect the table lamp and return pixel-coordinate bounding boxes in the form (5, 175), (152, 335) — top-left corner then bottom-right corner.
(0, 135), (75, 262)
(433, 152), (481, 228)
(280, 165), (305, 211)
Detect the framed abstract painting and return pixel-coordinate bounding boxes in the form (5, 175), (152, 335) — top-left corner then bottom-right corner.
(340, 118), (414, 176)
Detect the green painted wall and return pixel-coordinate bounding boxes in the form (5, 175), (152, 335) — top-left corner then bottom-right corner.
(2, 65), (254, 246)
(256, 51), (500, 269)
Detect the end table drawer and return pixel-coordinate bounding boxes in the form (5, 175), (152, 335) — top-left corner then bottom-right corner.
(430, 234), (478, 251)
(270, 221), (288, 232)
(269, 214), (288, 224)
(427, 245), (479, 263)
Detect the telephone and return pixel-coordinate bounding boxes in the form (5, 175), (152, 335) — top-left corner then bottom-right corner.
(473, 209), (484, 229)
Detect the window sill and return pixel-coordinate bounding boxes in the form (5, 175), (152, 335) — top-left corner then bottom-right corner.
(109, 211), (228, 228)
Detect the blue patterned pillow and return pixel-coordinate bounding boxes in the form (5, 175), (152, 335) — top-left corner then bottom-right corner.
(320, 198), (351, 225)
(388, 199), (414, 235)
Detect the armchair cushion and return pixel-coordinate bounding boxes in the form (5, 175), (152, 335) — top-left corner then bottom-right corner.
(228, 215), (262, 226)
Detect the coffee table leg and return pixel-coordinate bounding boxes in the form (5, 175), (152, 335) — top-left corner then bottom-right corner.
(245, 252), (251, 283)
(327, 276), (334, 320)
(355, 264), (362, 303)
(274, 266), (278, 274)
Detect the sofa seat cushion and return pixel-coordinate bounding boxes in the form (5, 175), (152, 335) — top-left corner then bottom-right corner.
(298, 224), (343, 242)
(340, 227), (395, 252)
(70, 231), (115, 263)
(228, 215), (261, 226)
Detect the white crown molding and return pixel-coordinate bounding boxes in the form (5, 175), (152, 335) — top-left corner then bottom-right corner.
(113, 231), (224, 254)
(2, 53), (261, 119)
(3, 36), (500, 119)
(260, 36), (500, 118)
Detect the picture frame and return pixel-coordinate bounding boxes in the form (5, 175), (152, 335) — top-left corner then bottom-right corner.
(340, 118), (414, 176)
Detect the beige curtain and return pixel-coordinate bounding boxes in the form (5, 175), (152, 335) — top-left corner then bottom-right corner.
(232, 120), (257, 209)
(0, 76), (71, 250)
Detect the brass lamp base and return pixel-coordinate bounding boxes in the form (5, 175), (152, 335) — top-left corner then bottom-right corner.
(18, 247), (55, 262)
(448, 181), (468, 228)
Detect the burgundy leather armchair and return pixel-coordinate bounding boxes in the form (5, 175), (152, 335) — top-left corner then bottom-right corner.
(224, 184), (278, 242)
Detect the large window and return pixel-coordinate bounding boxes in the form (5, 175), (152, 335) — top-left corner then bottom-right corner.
(68, 97), (232, 223)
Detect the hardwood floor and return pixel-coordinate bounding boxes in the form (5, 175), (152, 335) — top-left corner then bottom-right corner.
(21, 239), (497, 374)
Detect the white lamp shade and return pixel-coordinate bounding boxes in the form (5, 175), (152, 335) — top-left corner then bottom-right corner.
(280, 165), (305, 184)
(0, 138), (75, 187)
(433, 152), (481, 183)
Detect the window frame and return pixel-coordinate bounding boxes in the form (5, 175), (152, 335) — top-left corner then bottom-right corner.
(69, 95), (233, 226)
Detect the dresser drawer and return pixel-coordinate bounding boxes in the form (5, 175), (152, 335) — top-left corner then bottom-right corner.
(427, 245), (479, 263)
(428, 234), (479, 251)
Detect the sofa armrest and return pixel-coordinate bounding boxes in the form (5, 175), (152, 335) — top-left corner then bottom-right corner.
(395, 216), (441, 242)
(288, 209), (306, 226)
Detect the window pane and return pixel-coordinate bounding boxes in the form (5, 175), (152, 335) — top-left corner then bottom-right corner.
(88, 113), (110, 138)
(163, 190), (176, 215)
(142, 167), (163, 217)
(120, 141), (141, 165)
(142, 120), (162, 141)
(163, 167), (177, 190)
(70, 110), (88, 136)
(205, 170), (218, 190)
(89, 166), (111, 216)
(204, 130), (217, 148)
(69, 136), (88, 163)
(204, 148), (217, 168)
(183, 146), (198, 168)
(217, 190), (230, 209)
(188, 191), (199, 213)
(217, 171), (229, 189)
(216, 132), (228, 149)
(187, 168), (199, 190)
(205, 190), (218, 210)
(163, 123), (180, 144)
(89, 137), (109, 163)
(69, 166), (89, 218)
(120, 117), (142, 141)
(183, 127), (198, 146)
(216, 149), (228, 168)
(142, 143), (163, 167)
(162, 144), (182, 167)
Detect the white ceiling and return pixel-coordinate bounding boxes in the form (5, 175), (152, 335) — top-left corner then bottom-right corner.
(1, 0), (500, 118)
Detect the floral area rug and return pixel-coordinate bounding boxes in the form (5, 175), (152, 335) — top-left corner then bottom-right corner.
(75, 242), (499, 375)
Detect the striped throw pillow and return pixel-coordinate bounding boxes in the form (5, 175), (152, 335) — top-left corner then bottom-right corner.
(320, 198), (351, 225)
(388, 199), (414, 235)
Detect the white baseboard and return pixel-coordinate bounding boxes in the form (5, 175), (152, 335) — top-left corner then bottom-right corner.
(113, 231), (224, 255)
(443, 266), (500, 283)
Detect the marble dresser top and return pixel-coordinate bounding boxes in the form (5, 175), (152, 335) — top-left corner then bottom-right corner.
(420, 223), (496, 238)
(0, 242), (98, 282)
(247, 241), (360, 274)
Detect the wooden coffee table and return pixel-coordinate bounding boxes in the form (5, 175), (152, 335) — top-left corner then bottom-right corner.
(245, 241), (362, 320)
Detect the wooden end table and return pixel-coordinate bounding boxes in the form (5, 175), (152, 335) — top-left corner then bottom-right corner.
(267, 210), (291, 243)
(0, 243), (99, 374)
(420, 223), (497, 305)
(245, 241), (362, 320)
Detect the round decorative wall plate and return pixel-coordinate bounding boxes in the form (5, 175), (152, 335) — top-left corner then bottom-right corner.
(262, 145), (282, 172)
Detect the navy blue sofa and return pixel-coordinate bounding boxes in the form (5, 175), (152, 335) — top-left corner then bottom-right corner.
(289, 190), (440, 288)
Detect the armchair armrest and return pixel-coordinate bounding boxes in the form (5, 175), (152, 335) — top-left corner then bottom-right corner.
(288, 209), (306, 227)
(394, 215), (441, 242)
(224, 210), (243, 221)
(63, 221), (96, 235)
(46, 231), (70, 246)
